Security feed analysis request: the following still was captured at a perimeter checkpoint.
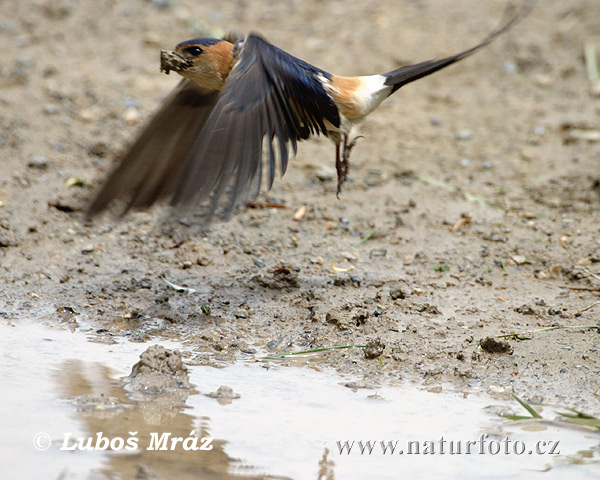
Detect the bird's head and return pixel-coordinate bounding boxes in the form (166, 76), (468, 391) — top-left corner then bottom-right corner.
(160, 37), (235, 91)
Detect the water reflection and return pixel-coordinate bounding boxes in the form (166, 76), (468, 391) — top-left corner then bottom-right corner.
(53, 359), (280, 480)
(1, 321), (598, 480)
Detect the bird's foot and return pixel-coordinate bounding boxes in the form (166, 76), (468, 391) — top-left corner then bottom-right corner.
(343, 135), (364, 164)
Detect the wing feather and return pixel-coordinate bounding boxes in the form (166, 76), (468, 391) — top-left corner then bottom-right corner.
(89, 33), (340, 221)
(87, 80), (218, 217)
(171, 33), (340, 218)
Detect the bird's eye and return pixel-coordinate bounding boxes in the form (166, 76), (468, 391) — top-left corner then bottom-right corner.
(184, 46), (203, 56)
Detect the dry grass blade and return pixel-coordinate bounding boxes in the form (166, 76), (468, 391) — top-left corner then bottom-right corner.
(538, 279), (600, 292)
(574, 301), (600, 316)
(160, 275), (197, 294)
(355, 228), (375, 246)
(496, 324), (599, 340)
(262, 344), (366, 359)
(512, 394), (542, 418)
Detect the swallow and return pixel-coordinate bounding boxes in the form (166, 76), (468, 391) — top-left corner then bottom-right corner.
(87, 3), (532, 221)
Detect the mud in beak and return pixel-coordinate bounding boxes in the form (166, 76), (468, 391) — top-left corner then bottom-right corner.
(160, 49), (193, 75)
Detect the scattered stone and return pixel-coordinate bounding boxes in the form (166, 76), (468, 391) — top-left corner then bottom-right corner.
(122, 107), (141, 124)
(414, 303), (441, 315)
(78, 107), (100, 122)
(325, 308), (352, 330)
(480, 336), (513, 354)
(27, 156), (49, 170)
(127, 345), (192, 393)
(389, 286), (406, 300)
(205, 386), (240, 405)
(533, 73), (553, 88)
(316, 165), (335, 182)
(43, 104), (59, 115)
(427, 384), (443, 393)
(81, 244), (95, 254)
(454, 366), (473, 378)
(511, 255), (528, 265)
(488, 384), (512, 395)
(369, 248), (387, 258)
(48, 199), (79, 212)
(515, 304), (536, 315)
(252, 266), (300, 290)
(455, 129), (472, 140)
(364, 337), (385, 359)
(266, 333), (294, 352)
(483, 233), (507, 243)
(344, 382), (375, 390)
(88, 141), (110, 157)
(503, 60), (518, 75)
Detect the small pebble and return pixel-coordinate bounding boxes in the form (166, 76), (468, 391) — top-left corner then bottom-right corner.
(27, 156), (48, 170)
(364, 337), (385, 359)
(533, 74), (553, 88)
(455, 129), (472, 141)
(488, 384), (508, 394)
(430, 116), (442, 126)
(503, 60), (518, 75)
(43, 104), (59, 115)
(122, 107), (141, 124)
(316, 166), (335, 182)
(480, 336), (513, 354)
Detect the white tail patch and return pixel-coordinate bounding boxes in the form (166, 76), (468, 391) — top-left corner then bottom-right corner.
(354, 75), (392, 118)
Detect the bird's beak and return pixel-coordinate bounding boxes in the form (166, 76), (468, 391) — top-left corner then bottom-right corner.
(160, 49), (192, 75)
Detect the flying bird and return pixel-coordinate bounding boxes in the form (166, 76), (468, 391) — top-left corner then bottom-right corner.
(87, 4), (531, 221)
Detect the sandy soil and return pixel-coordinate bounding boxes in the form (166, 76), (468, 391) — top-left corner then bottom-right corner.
(1, 0), (599, 412)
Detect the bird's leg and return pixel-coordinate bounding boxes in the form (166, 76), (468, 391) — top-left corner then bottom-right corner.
(335, 142), (343, 199)
(336, 134), (364, 196)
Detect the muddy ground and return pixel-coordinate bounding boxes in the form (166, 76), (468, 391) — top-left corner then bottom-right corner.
(1, 0), (599, 413)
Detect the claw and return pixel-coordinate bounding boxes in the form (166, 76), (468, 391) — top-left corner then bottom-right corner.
(345, 135), (365, 157)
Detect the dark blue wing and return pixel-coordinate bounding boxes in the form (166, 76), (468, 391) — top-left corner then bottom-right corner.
(170, 33), (340, 219)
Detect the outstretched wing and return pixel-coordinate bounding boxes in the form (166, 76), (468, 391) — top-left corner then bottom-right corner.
(87, 79), (219, 217)
(170, 33), (340, 219)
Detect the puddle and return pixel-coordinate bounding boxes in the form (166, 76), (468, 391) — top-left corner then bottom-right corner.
(1, 320), (598, 479)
